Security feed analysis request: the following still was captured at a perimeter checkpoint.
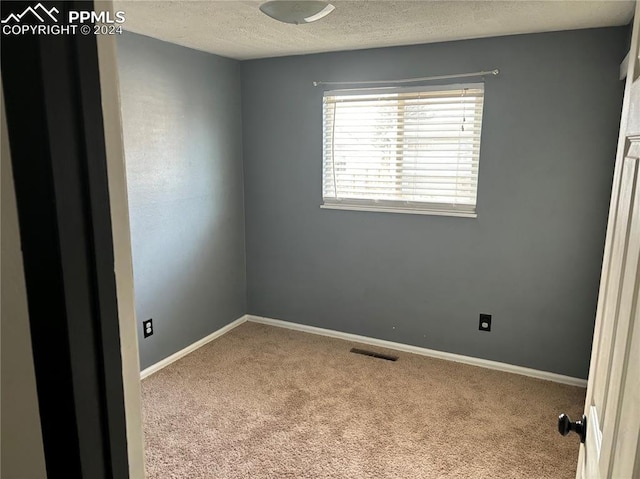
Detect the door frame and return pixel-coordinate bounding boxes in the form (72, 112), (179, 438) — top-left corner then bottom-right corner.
(95, 1), (146, 476)
(1, 0), (144, 477)
(576, 3), (640, 477)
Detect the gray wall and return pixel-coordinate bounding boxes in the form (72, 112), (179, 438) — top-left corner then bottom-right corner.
(1, 89), (47, 478)
(241, 27), (627, 379)
(117, 32), (246, 369)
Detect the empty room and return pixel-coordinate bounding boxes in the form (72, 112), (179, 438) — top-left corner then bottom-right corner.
(2, 0), (640, 478)
(116, 1), (638, 477)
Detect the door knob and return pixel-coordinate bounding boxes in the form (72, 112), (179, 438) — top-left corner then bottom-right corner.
(558, 413), (587, 443)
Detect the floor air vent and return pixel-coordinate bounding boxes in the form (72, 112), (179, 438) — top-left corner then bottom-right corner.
(350, 348), (398, 361)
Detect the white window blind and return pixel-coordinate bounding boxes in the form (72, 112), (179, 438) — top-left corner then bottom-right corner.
(322, 83), (485, 217)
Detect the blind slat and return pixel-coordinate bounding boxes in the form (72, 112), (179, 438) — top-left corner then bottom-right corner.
(322, 188), (477, 194)
(323, 178), (478, 184)
(325, 164), (481, 171)
(328, 145), (481, 150)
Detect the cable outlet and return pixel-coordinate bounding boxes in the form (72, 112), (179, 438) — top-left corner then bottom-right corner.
(143, 319), (153, 338)
(479, 314), (491, 332)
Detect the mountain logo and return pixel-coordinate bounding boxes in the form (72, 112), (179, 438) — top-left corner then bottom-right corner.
(1, 3), (59, 24)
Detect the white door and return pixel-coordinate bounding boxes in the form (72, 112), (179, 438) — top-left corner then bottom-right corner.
(571, 3), (640, 478)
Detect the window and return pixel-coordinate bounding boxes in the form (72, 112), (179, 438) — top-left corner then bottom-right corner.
(322, 83), (485, 217)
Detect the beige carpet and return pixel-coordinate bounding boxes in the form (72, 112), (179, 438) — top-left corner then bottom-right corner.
(141, 322), (585, 478)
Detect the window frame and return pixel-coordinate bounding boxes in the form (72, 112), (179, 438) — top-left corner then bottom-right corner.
(321, 83), (485, 218)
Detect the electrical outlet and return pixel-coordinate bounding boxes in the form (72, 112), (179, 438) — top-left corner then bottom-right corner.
(479, 313), (491, 332)
(143, 319), (153, 338)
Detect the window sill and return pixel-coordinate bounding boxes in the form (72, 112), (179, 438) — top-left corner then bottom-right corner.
(320, 203), (477, 218)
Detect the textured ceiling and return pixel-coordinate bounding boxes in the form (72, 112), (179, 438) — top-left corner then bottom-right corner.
(114, 1), (635, 60)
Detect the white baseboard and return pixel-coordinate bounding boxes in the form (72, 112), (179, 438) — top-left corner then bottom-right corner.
(247, 315), (588, 388)
(140, 315), (248, 379)
(139, 313), (587, 387)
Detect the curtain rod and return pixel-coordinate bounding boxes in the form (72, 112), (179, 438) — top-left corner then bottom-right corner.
(312, 69), (499, 87)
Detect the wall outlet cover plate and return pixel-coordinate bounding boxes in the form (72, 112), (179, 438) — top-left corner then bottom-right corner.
(479, 314), (491, 332)
(143, 319), (153, 338)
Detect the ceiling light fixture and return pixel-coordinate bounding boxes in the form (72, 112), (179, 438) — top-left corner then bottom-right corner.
(259, 1), (335, 25)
